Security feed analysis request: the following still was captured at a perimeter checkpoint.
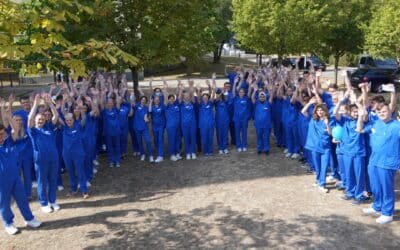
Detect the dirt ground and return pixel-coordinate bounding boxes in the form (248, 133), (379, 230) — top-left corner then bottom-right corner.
(1, 125), (400, 250)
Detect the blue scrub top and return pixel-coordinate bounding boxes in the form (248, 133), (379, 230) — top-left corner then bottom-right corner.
(102, 107), (121, 136)
(83, 112), (97, 139)
(0, 137), (19, 177)
(118, 103), (131, 132)
(151, 103), (166, 130)
(215, 99), (230, 125)
(282, 97), (299, 126)
(254, 100), (271, 129)
(13, 109), (29, 129)
(28, 126), (58, 158)
(233, 96), (250, 122)
(364, 119), (400, 170)
(166, 101), (180, 127)
(322, 92), (334, 110)
(199, 101), (215, 129)
(62, 121), (85, 157)
(227, 72), (236, 87)
(305, 118), (332, 153)
(180, 101), (196, 125)
(337, 116), (366, 157)
(133, 104), (149, 131)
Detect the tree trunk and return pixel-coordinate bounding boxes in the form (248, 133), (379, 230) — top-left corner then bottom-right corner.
(334, 52), (340, 85)
(129, 66), (139, 95)
(213, 49), (219, 63)
(213, 42), (225, 64)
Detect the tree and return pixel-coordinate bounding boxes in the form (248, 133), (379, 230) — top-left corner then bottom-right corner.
(364, 0), (400, 59)
(211, 0), (233, 63)
(0, 0), (138, 78)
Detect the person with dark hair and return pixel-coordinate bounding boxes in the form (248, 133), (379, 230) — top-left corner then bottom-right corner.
(198, 79), (215, 156)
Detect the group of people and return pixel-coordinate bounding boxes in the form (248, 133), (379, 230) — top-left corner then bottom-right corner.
(0, 59), (399, 235)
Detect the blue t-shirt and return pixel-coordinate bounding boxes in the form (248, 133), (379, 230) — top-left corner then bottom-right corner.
(151, 103), (166, 130)
(199, 101), (215, 129)
(305, 119), (332, 153)
(102, 108), (120, 136)
(133, 104), (149, 131)
(337, 116), (366, 157)
(254, 100), (271, 129)
(233, 96), (250, 122)
(166, 101), (180, 127)
(28, 126), (58, 160)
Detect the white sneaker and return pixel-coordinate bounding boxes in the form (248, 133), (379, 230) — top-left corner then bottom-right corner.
(291, 153), (300, 159)
(285, 153), (292, 158)
(237, 148), (242, 152)
(86, 181), (91, 187)
(191, 153), (197, 160)
(102, 144), (107, 151)
(5, 224), (19, 235)
(57, 186), (64, 191)
(186, 154), (191, 160)
(362, 207), (380, 215)
(376, 215), (393, 224)
(25, 218), (42, 228)
(140, 155), (145, 161)
(155, 156), (163, 163)
(224, 149), (229, 154)
(149, 156), (154, 163)
(219, 150), (224, 155)
(93, 159), (99, 166)
(326, 175), (336, 182)
(41, 205), (53, 213)
(284, 149), (288, 154)
(93, 168), (98, 174)
(108, 164), (114, 168)
(51, 203), (60, 211)
(170, 155), (178, 161)
(32, 182), (38, 188)
(116, 163), (121, 168)
(318, 186), (329, 193)
(176, 154), (182, 160)
(242, 147), (248, 152)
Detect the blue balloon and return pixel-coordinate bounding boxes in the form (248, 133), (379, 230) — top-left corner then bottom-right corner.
(332, 126), (344, 141)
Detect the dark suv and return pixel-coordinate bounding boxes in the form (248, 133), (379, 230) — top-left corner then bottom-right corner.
(350, 68), (396, 92)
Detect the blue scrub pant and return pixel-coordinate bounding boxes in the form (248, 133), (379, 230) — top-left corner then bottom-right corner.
(365, 150), (372, 193)
(312, 150), (330, 187)
(273, 118), (284, 147)
(200, 126), (214, 155)
(120, 127), (129, 155)
(83, 138), (96, 182)
(284, 123), (299, 154)
(229, 121), (236, 145)
(129, 126), (140, 153)
(35, 153), (58, 206)
(343, 155), (365, 199)
(18, 153), (34, 199)
(337, 154), (346, 188)
(216, 122), (229, 150)
(105, 135), (121, 164)
(181, 122), (196, 154)
(0, 176), (34, 226)
(329, 145), (341, 180)
(255, 127), (270, 152)
(167, 125), (181, 156)
(63, 153), (88, 193)
(135, 129), (153, 156)
(234, 120), (248, 149)
(196, 127), (202, 152)
(153, 128), (164, 157)
(369, 166), (397, 216)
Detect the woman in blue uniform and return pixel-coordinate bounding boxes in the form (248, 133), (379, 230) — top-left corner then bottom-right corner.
(0, 121), (41, 235)
(215, 88), (231, 155)
(251, 83), (273, 154)
(358, 103), (400, 224)
(61, 107), (89, 199)
(102, 97), (121, 167)
(178, 82), (197, 160)
(304, 101), (332, 193)
(163, 80), (182, 161)
(132, 96), (154, 163)
(118, 94), (131, 160)
(232, 77), (251, 152)
(198, 81), (215, 156)
(149, 95), (166, 163)
(28, 94), (60, 213)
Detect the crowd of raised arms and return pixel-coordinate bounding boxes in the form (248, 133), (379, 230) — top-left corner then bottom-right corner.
(1, 58), (400, 235)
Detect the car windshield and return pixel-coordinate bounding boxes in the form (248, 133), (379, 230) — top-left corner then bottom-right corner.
(366, 69), (395, 76)
(352, 69), (369, 77)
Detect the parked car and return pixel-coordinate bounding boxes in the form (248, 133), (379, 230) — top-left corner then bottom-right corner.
(390, 68), (400, 85)
(298, 56), (326, 71)
(350, 68), (396, 92)
(357, 55), (398, 70)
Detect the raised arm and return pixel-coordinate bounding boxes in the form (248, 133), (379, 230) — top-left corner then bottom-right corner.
(28, 94), (40, 128)
(44, 94), (58, 125)
(162, 78), (169, 106)
(388, 84), (396, 114)
(301, 97), (316, 117)
(251, 83), (258, 104)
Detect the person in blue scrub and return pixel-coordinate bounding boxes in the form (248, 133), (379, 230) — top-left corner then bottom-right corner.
(215, 88), (231, 154)
(282, 86), (300, 159)
(358, 103), (400, 224)
(128, 90), (141, 156)
(178, 82), (197, 160)
(102, 97), (122, 167)
(335, 102), (368, 205)
(132, 96), (154, 163)
(271, 86), (285, 148)
(149, 95), (166, 163)
(232, 78), (251, 152)
(0, 123), (41, 235)
(222, 82), (236, 146)
(198, 83), (215, 156)
(61, 110), (89, 199)
(251, 84), (273, 155)
(304, 102), (332, 193)
(118, 97), (131, 160)
(28, 94), (61, 213)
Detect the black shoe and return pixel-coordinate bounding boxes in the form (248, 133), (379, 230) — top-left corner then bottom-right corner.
(265, 151), (269, 155)
(257, 151), (262, 154)
(339, 195), (353, 201)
